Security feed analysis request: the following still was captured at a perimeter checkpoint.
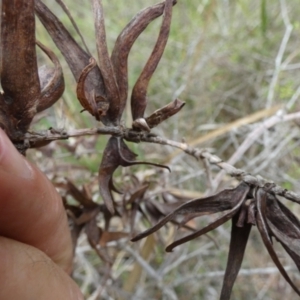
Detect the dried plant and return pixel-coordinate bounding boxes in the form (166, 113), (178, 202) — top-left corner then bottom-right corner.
(1, 0), (300, 299)
(34, 0), (183, 214)
(132, 182), (300, 298)
(59, 171), (196, 268)
(0, 0), (64, 153)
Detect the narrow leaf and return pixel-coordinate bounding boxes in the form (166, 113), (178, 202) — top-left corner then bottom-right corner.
(256, 188), (300, 296)
(132, 182), (249, 242)
(116, 137), (170, 171)
(220, 215), (252, 300)
(55, 0), (91, 54)
(86, 218), (101, 246)
(99, 136), (169, 214)
(126, 184), (149, 205)
(98, 137), (120, 215)
(85, 219), (112, 263)
(67, 179), (98, 209)
(266, 194), (300, 270)
(99, 230), (128, 247)
(76, 208), (100, 225)
(165, 185), (249, 252)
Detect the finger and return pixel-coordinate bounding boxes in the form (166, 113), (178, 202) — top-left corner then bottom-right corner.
(0, 129), (73, 272)
(0, 236), (83, 300)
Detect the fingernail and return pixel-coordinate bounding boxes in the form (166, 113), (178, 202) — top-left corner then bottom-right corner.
(0, 129), (33, 178)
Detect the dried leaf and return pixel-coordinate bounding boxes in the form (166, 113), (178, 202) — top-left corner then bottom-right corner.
(256, 188), (300, 296)
(86, 218), (101, 246)
(220, 215), (252, 300)
(145, 199), (197, 233)
(85, 219), (112, 264)
(165, 184), (249, 252)
(146, 199), (181, 219)
(75, 208), (100, 226)
(116, 137), (170, 171)
(131, 0), (173, 121)
(266, 194), (300, 270)
(144, 200), (165, 223)
(247, 201), (256, 225)
(54, 0), (91, 54)
(125, 184), (149, 234)
(99, 230), (128, 247)
(66, 205), (85, 249)
(132, 182), (249, 243)
(67, 180), (98, 209)
(36, 41), (65, 112)
(126, 184), (149, 205)
(98, 137), (135, 214)
(266, 195), (300, 240)
(99, 137), (169, 214)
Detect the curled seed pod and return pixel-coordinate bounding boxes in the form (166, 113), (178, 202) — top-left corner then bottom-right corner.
(144, 98), (185, 129)
(36, 41), (65, 112)
(76, 58), (109, 120)
(131, 0), (173, 121)
(92, 0), (120, 124)
(111, 0), (177, 122)
(35, 0), (111, 125)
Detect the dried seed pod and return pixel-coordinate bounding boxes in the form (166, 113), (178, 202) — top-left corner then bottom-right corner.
(35, 0), (111, 125)
(131, 0), (173, 121)
(1, 0), (40, 139)
(111, 0), (177, 122)
(92, 0), (119, 124)
(36, 41), (65, 112)
(76, 58), (109, 120)
(1, 0), (65, 153)
(145, 98), (185, 129)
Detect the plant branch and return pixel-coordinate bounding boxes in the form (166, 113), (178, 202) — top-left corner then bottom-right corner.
(25, 120), (300, 203)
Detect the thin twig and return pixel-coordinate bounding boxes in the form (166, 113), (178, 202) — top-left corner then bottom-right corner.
(266, 0), (293, 108)
(212, 110), (300, 188)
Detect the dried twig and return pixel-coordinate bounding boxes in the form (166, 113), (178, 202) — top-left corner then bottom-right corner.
(266, 0), (293, 108)
(24, 116), (300, 203)
(213, 110), (300, 188)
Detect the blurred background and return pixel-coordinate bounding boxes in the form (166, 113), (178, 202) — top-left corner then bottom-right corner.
(31, 0), (300, 299)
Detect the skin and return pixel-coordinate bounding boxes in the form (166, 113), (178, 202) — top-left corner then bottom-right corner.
(0, 129), (84, 300)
